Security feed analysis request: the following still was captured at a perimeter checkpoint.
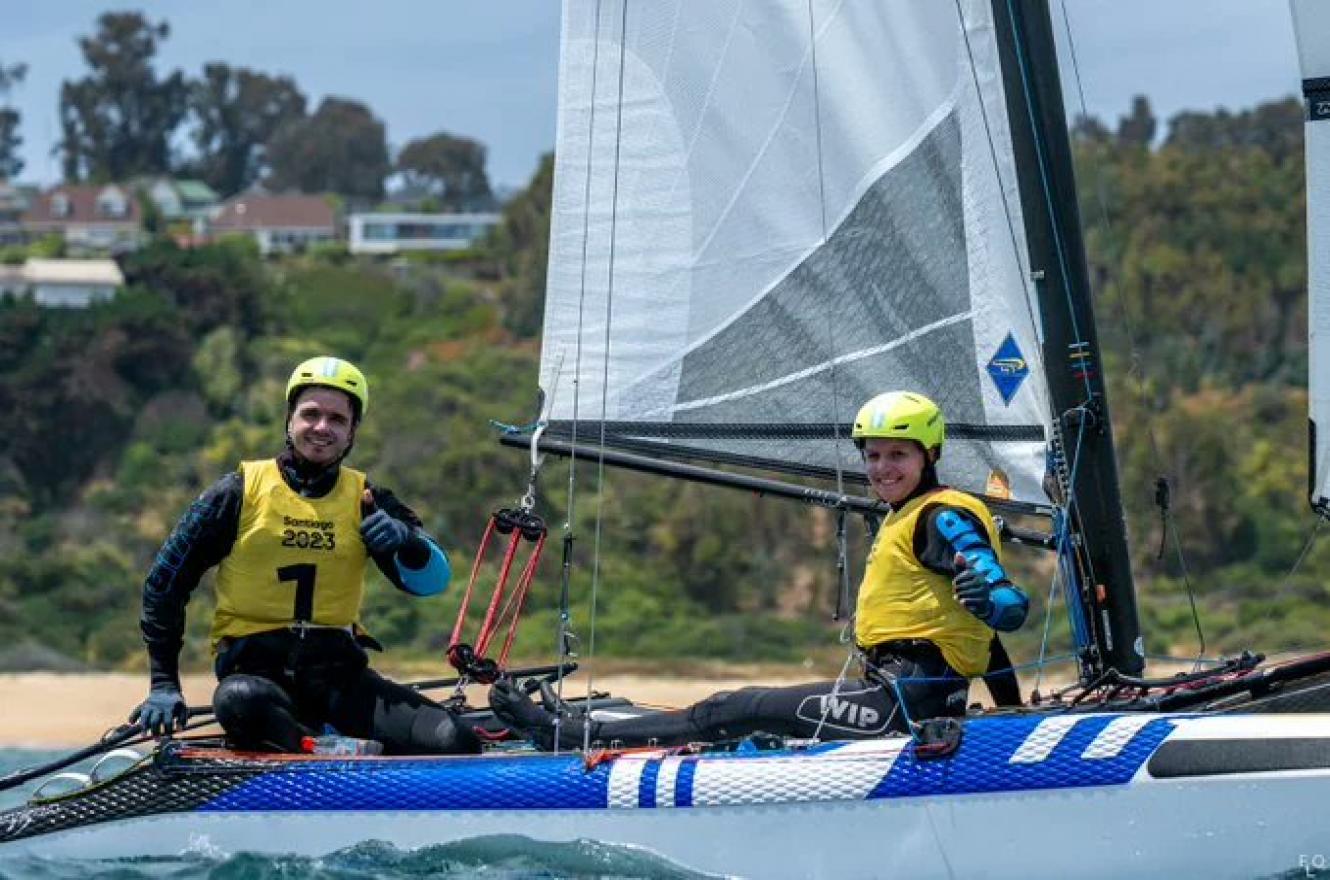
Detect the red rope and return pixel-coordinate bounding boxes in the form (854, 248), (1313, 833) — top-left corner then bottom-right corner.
(449, 516), (498, 653)
(474, 531), (524, 658)
(447, 509), (547, 682)
(496, 533), (546, 668)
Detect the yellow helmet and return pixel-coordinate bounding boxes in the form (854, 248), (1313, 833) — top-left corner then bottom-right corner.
(851, 391), (944, 454)
(286, 356), (369, 419)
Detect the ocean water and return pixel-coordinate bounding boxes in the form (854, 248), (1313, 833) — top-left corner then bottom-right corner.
(0, 750), (717, 880)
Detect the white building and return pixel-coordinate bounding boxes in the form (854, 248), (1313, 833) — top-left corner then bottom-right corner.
(347, 212), (501, 255)
(0, 258), (124, 308)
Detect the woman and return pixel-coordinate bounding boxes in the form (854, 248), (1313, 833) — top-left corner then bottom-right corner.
(490, 391), (1029, 748)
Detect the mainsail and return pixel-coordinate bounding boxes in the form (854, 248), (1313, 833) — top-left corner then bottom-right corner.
(1293, 0), (1330, 513)
(542, 0), (1053, 507)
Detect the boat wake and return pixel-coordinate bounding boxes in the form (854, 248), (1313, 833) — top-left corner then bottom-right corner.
(0, 834), (726, 880)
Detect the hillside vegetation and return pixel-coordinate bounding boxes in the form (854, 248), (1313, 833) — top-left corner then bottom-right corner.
(1, 99), (1324, 677)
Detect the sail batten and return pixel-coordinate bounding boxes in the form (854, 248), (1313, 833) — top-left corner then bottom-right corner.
(545, 0), (1053, 504)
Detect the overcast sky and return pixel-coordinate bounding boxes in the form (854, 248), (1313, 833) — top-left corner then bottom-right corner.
(0, 1), (1302, 190)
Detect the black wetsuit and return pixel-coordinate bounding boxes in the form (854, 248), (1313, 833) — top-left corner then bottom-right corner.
(493, 641), (964, 751)
(141, 450), (479, 755)
(491, 474), (1022, 750)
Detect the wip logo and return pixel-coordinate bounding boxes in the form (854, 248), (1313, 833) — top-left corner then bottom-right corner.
(797, 686), (891, 735)
(986, 333), (1029, 405)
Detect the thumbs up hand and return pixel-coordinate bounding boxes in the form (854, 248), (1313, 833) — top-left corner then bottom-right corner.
(360, 489), (410, 555)
(952, 552), (995, 620)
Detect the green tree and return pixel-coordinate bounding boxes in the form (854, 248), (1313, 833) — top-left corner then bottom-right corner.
(121, 238), (268, 337)
(193, 326), (244, 414)
(265, 97), (389, 200)
(396, 132), (494, 210)
(58, 12), (188, 182)
(187, 63), (307, 196)
(1116, 95), (1157, 148)
(1165, 98), (1303, 165)
(485, 153), (553, 337)
(0, 60), (28, 180)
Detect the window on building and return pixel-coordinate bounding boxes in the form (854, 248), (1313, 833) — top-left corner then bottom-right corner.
(97, 189), (128, 218)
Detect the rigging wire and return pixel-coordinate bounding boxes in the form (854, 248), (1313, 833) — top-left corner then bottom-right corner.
(802, 0), (860, 736)
(997, 0), (1108, 608)
(803, 0), (854, 630)
(550, 0), (608, 756)
(1034, 413), (1090, 692)
(1056, 0), (1207, 660)
(1272, 512), (1328, 599)
(952, 0), (1051, 396)
(582, 0), (632, 755)
(956, 0), (1099, 681)
(1001, 0), (1093, 402)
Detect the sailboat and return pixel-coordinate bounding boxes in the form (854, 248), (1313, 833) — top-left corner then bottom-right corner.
(3, 2), (1330, 877)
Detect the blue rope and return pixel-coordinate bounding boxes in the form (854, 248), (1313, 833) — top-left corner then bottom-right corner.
(889, 653), (1083, 733)
(490, 418), (544, 435)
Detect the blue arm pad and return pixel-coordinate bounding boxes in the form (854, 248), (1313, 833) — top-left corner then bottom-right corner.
(934, 509), (1029, 630)
(988, 585), (1030, 632)
(934, 509), (1008, 587)
(394, 538), (451, 597)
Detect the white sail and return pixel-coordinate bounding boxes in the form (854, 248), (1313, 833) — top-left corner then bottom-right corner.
(543, 0), (1053, 505)
(1292, 0), (1330, 511)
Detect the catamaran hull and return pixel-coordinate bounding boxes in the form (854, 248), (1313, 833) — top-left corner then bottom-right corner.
(3, 713), (1329, 879)
(6, 775), (1327, 879)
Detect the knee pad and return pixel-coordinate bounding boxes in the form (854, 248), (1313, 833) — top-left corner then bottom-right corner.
(213, 674), (301, 750)
(690, 688), (765, 736)
(213, 675), (288, 723)
(403, 705), (483, 755)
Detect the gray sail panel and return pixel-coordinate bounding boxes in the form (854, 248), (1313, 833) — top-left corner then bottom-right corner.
(1292, 0), (1330, 510)
(544, 0), (1051, 503)
(669, 115), (969, 407)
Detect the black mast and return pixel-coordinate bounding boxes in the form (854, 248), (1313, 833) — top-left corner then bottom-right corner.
(991, 0), (1144, 675)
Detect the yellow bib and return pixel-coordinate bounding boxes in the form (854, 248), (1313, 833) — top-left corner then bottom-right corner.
(212, 459), (369, 648)
(854, 488), (999, 677)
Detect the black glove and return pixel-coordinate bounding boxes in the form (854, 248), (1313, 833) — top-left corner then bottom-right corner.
(361, 509), (411, 555)
(130, 686), (188, 736)
(952, 553), (996, 620)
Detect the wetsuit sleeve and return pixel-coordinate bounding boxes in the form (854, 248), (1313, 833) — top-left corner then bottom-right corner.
(365, 484), (451, 597)
(916, 504), (1029, 632)
(914, 506), (987, 576)
(141, 472), (242, 690)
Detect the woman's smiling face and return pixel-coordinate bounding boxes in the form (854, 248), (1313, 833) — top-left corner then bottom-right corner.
(862, 437), (926, 505)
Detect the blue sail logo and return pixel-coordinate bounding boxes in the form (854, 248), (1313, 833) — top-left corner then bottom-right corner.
(986, 333), (1029, 405)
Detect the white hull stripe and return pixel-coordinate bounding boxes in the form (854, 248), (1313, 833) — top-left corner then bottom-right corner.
(656, 757), (683, 808)
(607, 759), (647, 809)
(1009, 716), (1082, 764)
(604, 740), (912, 809)
(1082, 715), (1159, 760)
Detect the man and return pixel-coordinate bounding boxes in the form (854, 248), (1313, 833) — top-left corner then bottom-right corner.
(131, 356), (479, 755)
(489, 390), (1029, 748)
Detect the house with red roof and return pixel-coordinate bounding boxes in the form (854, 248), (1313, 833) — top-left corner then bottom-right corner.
(21, 184), (144, 254)
(209, 194), (338, 255)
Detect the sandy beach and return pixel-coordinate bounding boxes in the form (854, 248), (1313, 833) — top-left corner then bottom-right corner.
(0, 668), (815, 749)
(0, 652), (1102, 749)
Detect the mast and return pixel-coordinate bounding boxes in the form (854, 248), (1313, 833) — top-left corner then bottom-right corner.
(991, 0), (1144, 675)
